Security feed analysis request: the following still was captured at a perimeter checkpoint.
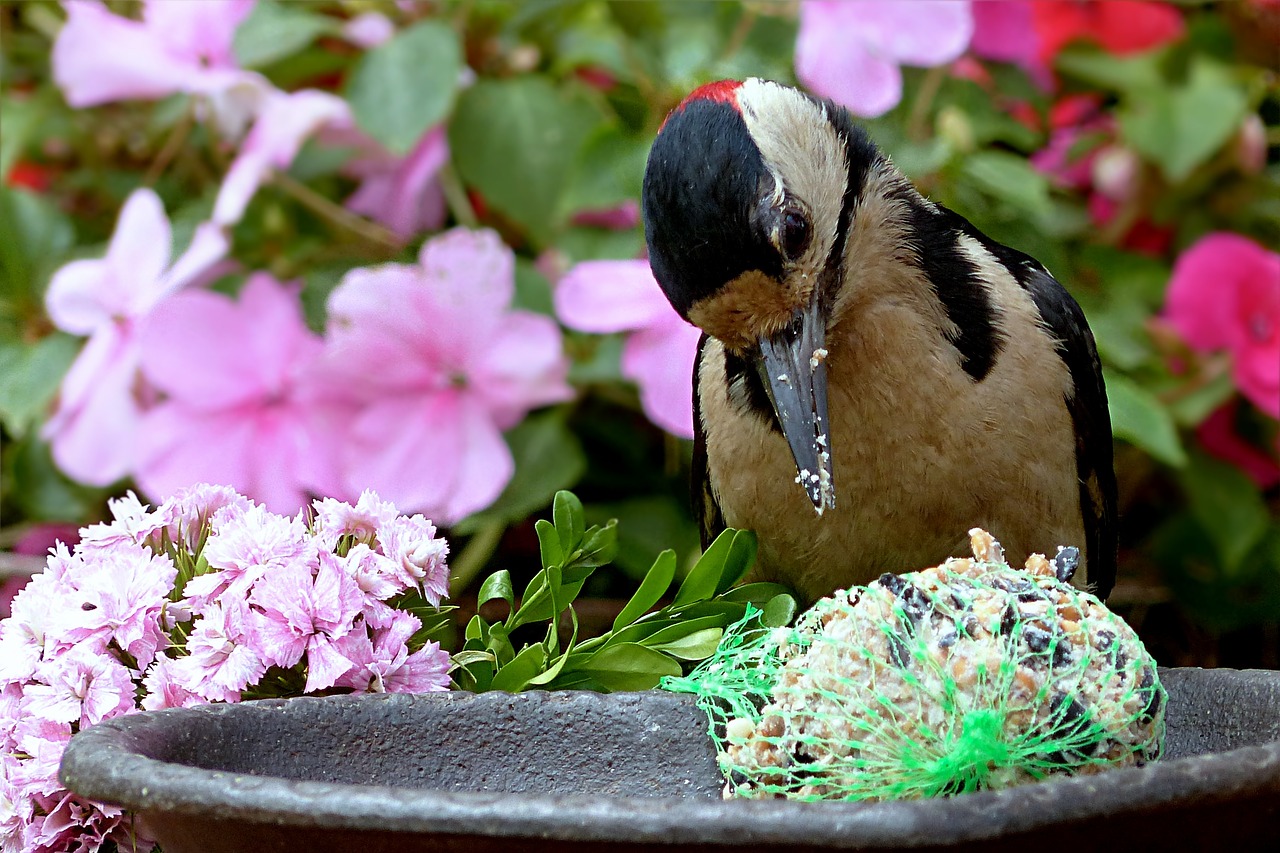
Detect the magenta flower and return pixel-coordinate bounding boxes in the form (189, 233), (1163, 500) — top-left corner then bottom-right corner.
(135, 273), (349, 513)
(43, 189), (228, 486)
(321, 228), (574, 523)
(1165, 233), (1280, 418)
(54, 0), (263, 136)
(333, 610), (450, 693)
(342, 126), (449, 241)
(249, 552), (365, 693)
(555, 259), (700, 439)
(796, 0), (973, 117)
(213, 88), (352, 226)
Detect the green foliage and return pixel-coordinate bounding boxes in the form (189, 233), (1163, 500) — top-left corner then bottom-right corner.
(452, 490), (796, 693)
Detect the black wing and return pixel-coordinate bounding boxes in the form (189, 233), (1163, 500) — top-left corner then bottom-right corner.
(691, 332), (726, 550)
(933, 206), (1117, 597)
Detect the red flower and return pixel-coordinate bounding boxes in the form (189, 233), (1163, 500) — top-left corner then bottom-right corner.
(1196, 403), (1280, 489)
(1166, 233), (1280, 419)
(1032, 1), (1185, 62)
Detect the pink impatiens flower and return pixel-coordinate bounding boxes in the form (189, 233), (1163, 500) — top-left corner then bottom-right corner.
(43, 188), (228, 486)
(342, 126), (449, 242)
(796, 0), (973, 117)
(54, 0), (263, 136)
(555, 259), (700, 439)
(321, 228), (574, 523)
(1165, 232), (1280, 418)
(135, 273), (349, 513)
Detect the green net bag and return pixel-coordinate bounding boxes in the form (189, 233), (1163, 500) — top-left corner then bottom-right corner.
(663, 529), (1165, 801)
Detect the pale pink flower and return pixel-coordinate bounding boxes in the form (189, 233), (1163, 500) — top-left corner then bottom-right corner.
(796, 0), (973, 117)
(333, 611), (450, 693)
(342, 11), (396, 49)
(555, 259), (700, 438)
(213, 88), (352, 226)
(77, 491), (166, 553)
(172, 598), (266, 702)
(54, 0), (263, 136)
(343, 126), (449, 241)
(154, 482), (254, 551)
(311, 490), (399, 550)
(248, 552), (365, 692)
(1165, 233), (1280, 418)
(321, 228), (574, 523)
(43, 189), (228, 486)
(377, 514), (450, 605)
(50, 545), (175, 670)
(135, 273), (349, 513)
(140, 656), (204, 711)
(183, 503), (312, 610)
(0, 548), (80, 682)
(24, 646), (135, 728)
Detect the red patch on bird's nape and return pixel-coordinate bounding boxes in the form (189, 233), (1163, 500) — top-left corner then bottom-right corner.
(659, 79), (743, 131)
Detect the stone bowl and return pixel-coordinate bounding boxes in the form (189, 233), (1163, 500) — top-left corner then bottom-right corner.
(60, 668), (1280, 852)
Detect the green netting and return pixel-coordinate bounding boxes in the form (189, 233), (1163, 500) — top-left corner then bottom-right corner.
(663, 529), (1166, 802)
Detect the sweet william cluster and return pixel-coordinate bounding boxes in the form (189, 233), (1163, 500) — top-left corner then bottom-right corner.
(0, 484), (452, 853)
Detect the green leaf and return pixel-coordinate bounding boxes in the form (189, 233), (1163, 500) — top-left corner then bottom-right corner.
(0, 334), (79, 437)
(961, 151), (1052, 219)
(232, 0), (338, 69)
(762, 593), (798, 628)
(0, 187), (75, 310)
(577, 643), (682, 692)
(449, 77), (603, 245)
(646, 627), (724, 660)
(478, 570), (515, 609)
(1119, 59), (1248, 183)
(534, 519), (563, 570)
(613, 549), (677, 631)
(558, 125), (648, 217)
(1055, 47), (1164, 94)
(452, 411), (587, 534)
(674, 528), (735, 605)
(1105, 371), (1187, 467)
(574, 518), (619, 570)
(715, 529), (758, 595)
(489, 643), (548, 693)
(346, 20), (462, 155)
(553, 490), (585, 554)
(1179, 454), (1270, 575)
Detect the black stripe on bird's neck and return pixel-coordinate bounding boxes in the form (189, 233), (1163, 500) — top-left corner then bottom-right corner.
(722, 346), (782, 433)
(898, 195), (1005, 382)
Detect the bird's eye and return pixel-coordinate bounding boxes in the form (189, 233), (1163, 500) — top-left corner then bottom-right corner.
(780, 209), (811, 259)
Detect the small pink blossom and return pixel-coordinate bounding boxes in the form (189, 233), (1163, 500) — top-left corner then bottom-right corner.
(555, 259), (700, 438)
(184, 503), (312, 610)
(1165, 233), (1280, 418)
(342, 126), (449, 241)
(377, 514), (450, 605)
(43, 189), (228, 486)
(333, 611), (451, 693)
(24, 647), (135, 729)
(342, 11), (396, 48)
(311, 490), (399, 550)
(213, 89), (352, 227)
(172, 598), (266, 702)
(320, 228), (574, 523)
(54, 0), (263, 136)
(139, 656), (205, 711)
(796, 0), (973, 118)
(136, 273), (348, 513)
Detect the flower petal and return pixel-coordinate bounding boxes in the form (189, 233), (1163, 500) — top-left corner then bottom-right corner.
(106, 188), (172, 306)
(554, 259), (673, 333)
(796, 8), (905, 118)
(622, 319), (700, 439)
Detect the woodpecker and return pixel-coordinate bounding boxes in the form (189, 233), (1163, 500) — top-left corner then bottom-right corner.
(642, 78), (1117, 604)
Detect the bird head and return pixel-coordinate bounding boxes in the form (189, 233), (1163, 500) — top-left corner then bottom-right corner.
(642, 78), (882, 514)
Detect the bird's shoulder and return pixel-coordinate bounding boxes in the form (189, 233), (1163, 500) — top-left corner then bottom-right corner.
(691, 332), (727, 549)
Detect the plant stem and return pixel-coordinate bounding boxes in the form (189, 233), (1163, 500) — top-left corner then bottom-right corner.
(449, 520), (506, 598)
(144, 103), (195, 187)
(438, 162), (479, 229)
(907, 65), (949, 142)
(270, 171), (403, 250)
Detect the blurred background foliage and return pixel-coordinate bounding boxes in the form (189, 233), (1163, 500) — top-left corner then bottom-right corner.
(1, 0), (1277, 667)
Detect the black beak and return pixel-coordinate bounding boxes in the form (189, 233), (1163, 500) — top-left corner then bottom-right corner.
(753, 296), (835, 515)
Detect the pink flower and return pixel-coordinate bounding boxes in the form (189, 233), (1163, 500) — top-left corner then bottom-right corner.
(1196, 402), (1280, 489)
(333, 610), (450, 693)
(311, 490), (398, 550)
(248, 552), (365, 692)
(1165, 233), (1280, 418)
(320, 228), (574, 523)
(555, 259), (700, 438)
(184, 503), (312, 609)
(135, 273), (348, 513)
(24, 646), (136, 728)
(377, 514), (450, 605)
(54, 0), (263, 135)
(43, 189), (228, 486)
(342, 11), (396, 48)
(342, 126), (449, 241)
(213, 88), (352, 226)
(796, 0), (973, 117)
(172, 598), (266, 702)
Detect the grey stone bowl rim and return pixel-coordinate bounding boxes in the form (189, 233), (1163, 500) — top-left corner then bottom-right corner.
(60, 670), (1280, 849)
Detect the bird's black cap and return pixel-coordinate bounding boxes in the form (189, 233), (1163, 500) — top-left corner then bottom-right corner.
(642, 86), (783, 319)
